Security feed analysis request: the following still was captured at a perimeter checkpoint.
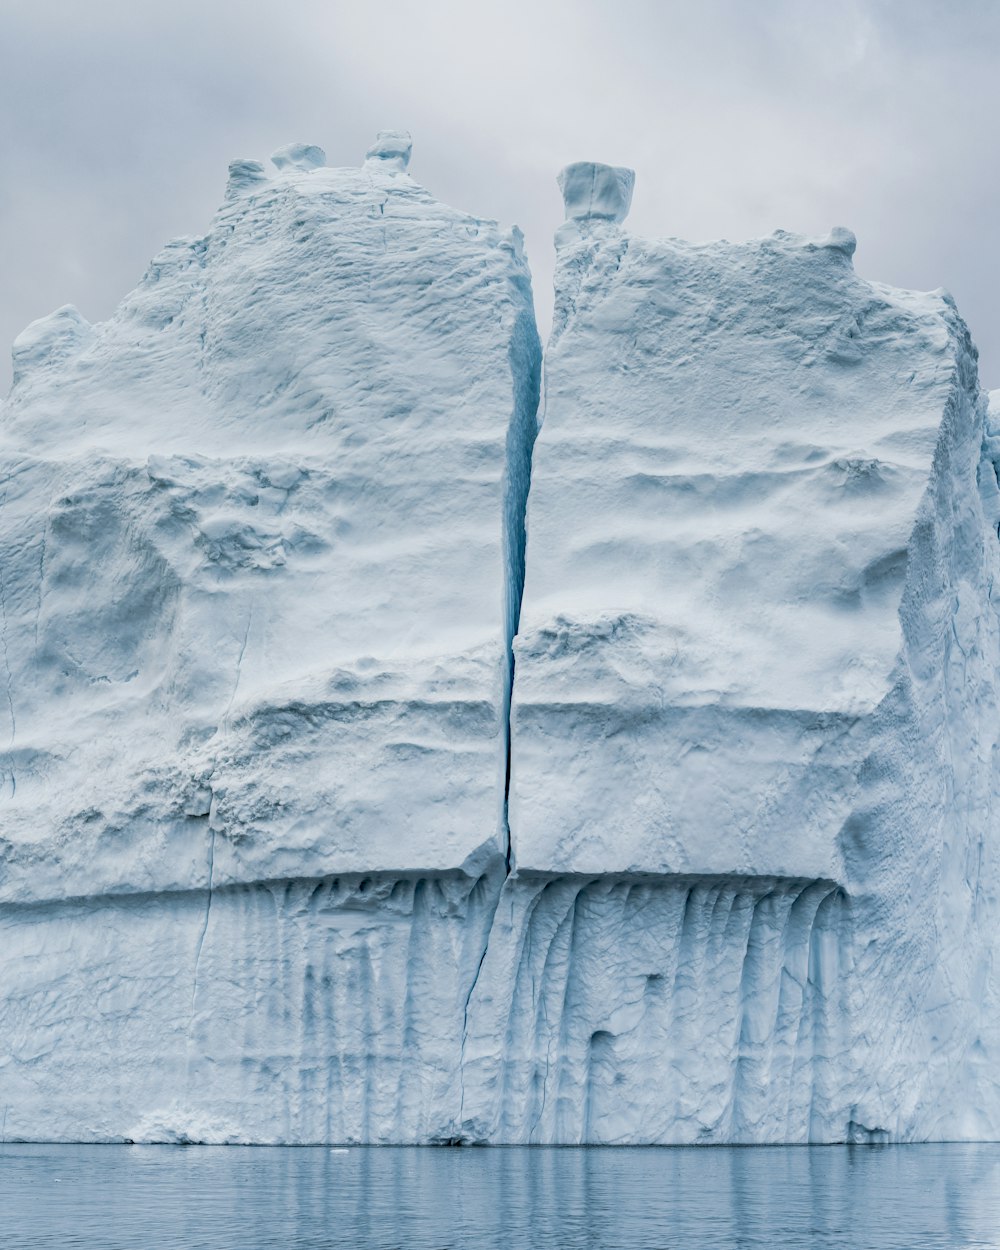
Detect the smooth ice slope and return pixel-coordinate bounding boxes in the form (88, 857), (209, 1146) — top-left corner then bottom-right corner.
(505, 163), (1000, 1140)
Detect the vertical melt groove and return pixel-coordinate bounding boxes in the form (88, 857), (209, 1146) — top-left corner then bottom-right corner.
(501, 289), (542, 873)
(461, 876), (847, 1144)
(454, 276), (541, 1136)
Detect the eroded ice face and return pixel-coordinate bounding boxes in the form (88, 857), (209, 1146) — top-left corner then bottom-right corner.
(0, 132), (540, 897)
(1, 140), (998, 1150)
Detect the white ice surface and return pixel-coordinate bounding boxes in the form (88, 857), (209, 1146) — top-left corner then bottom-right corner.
(512, 212), (968, 875)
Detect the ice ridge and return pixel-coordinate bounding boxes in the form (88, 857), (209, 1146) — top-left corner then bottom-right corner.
(0, 146), (998, 1146)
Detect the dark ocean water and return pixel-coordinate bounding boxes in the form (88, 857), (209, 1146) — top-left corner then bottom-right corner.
(1, 1142), (998, 1249)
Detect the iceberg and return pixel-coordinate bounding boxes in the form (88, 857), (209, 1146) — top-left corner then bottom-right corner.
(0, 141), (997, 1145)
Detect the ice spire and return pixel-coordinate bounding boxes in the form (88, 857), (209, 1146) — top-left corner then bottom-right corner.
(364, 130), (413, 173)
(557, 161), (634, 224)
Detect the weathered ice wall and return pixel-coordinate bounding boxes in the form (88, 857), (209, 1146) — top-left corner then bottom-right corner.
(0, 143), (998, 1144)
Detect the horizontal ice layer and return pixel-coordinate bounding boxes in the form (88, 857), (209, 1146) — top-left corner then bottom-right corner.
(0, 138), (540, 901)
(2, 861), (993, 1145)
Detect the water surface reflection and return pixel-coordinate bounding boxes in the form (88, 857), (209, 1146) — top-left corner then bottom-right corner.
(1, 1142), (999, 1248)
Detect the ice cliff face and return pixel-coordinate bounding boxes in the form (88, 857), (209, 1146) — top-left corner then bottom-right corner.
(1, 143), (998, 1145)
(0, 132), (538, 896)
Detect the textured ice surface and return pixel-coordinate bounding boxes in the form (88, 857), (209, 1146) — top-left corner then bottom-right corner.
(1, 148), (998, 1145)
(0, 136), (540, 899)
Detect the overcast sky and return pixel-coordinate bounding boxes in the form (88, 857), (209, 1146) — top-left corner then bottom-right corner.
(2, 0), (999, 393)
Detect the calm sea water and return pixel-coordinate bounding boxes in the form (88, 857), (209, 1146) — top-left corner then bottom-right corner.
(1, 1142), (999, 1249)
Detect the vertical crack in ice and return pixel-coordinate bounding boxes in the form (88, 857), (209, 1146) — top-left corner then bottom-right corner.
(222, 607), (253, 735)
(183, 820), (218, 1130)
(190, 824), (217, 1014)
(501, 273), (542, 874)
(32, 487), (52, 661)
(458, 876), (495, 1135)
(186, 604), (251, 1096)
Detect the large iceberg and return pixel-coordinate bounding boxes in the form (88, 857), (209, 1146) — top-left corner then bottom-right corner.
(0, 140), (998, 1144)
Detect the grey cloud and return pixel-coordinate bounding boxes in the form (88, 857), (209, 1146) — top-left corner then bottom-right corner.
(1, 0), (998, 391)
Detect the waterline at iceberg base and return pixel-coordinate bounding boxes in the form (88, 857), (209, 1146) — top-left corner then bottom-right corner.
(1, 134), (999, 1144)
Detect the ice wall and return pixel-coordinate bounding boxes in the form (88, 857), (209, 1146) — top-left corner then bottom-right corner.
(1, 147), (998, 1145)
(509, 163), (1000, 1140)
(0, 134), (540, 897)
(1, 872), (503, 1144)
(2, 870), (848, 1145)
